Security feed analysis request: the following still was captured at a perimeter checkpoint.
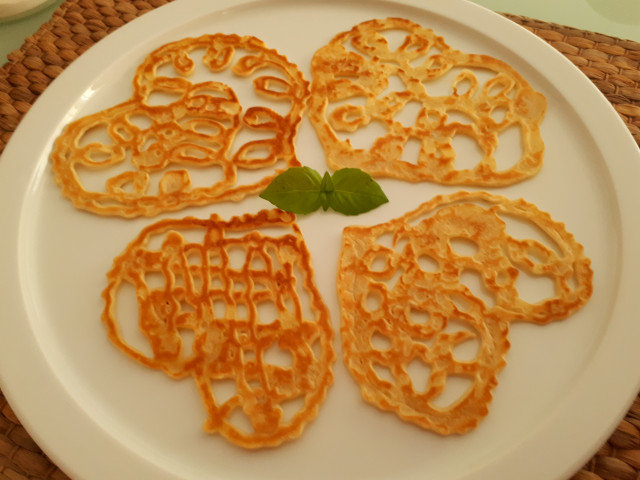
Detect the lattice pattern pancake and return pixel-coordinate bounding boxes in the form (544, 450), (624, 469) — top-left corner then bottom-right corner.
(309, 18), (547, 186)
(102, 209), (335, 448)
(338, 191), (592, 434)
(52, 34), (309, 217)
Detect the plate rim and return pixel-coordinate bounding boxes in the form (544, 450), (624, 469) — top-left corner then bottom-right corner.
(1, 0), (639, 479)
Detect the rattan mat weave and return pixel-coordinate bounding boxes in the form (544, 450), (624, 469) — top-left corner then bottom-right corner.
(0, 1), (639, 479)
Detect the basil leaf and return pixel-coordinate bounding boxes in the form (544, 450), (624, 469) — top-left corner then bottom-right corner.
(319, 172), (333, 211)
(260, 166), (389, 216)
(327, 168), (389, 215)
(259, 167), (323, 214)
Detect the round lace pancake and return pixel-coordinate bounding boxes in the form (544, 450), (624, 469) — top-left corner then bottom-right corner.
(52, 34), (309, 217)
(338, 191), (592, 434)
(309, 18), (547, 186)
(102, 209), (335, 448)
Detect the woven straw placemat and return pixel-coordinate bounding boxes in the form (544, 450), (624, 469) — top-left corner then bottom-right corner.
(0, 1), (639, 479)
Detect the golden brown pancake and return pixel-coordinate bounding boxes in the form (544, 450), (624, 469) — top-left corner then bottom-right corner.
(52, 34), (309, 217)
(102, 209), (335, 448)
(309, 18), (547, 186)
(338, 191), (592, 434)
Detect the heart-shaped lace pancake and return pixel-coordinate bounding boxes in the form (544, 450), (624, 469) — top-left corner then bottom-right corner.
(102, 209), (335, 448)
(338, 191), (592, 434)
(309, 18), (547, 186)
(52, 34), (309, 217)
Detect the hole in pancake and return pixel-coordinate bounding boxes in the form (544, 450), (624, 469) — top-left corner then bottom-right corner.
(395, 237), (409, 253)
(186, 248), (202, 266)
(145, 89), (184, 107)
(451, 133), (483, 171)
(155, 60), (181, 79)
(493, 124), (523, 171)
(191, 122), (223, 136)
(235, 302), (248, 320)
(453, 78), (472, 96)
(249, 254), (267, 271)
(263, 343), (293, 369)
(380, 73), (406, 97)
(369, 254), (388, 272)
(490, 106), (508, 124)
(185, 164), (225, 189)
(487, 79), (511, 97)
(430, 375), (473, 408)
(372, 363), (395, 384)
(496, 212), (562, 257)
(75, 149), (133, 193)
(341, 37), (370, 57)
(459, 269), (495, 308)
(88, 150), (111, 163)
(335, 119), (388, 150)
(78, 122), (112, 147)
(172, 273), (186, 289)
(114, 280), (153, 358)
(376, 232), (395, 250)
(173, 228), (203, 245)
(212, 299), (226, 318)
(128, 113), (154, 130)
(365, 290), (383, 312)
(443, 318), (480, 362)
(408, 308), (431, 325)
(423, 67), (495, 97)
(233, 280), (244, 292)
(235, 159), (286, 189)
(446, 110), (474, 125)
(406, 358), (432, 393)
(417, 254), (439, 272)
(191, 275), (203, 294)
(255, 75), (290, 96)
(370, 330), (392, 350)
(210, 50), (296, 117)
(256, 299), (279, 325)
(179, 301), (195, 314)
(514, 269), (556, 305)
(228, 126), (275, 159)
(145, 229), (174, 252)
(144, 271), (166, 291)
(228, 408), (254, 434)
(211, 378), (238, 405)
(180, 147), (207, 159)
(381, 29), (411, 52)
(179, 328), (196, 356)
(449, 237), (479, 257)
(399, 136), (422, 165)
(395, 101), (423, 127)
(266, 246), (282, 271)
(227, 246), (247, 270)
(292, 263), (314, 321)
(280, 396), (306, 424)
(328, 96), (368, 128)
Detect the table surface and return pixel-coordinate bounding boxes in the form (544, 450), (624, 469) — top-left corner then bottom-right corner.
(0, 2), (638, 480)
(1, 0), (640, 65)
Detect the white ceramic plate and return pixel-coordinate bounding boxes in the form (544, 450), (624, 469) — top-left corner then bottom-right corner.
(1, 0), (640, 479)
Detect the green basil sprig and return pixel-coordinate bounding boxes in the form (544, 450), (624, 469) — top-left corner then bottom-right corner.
(259, 167), (389, 215)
